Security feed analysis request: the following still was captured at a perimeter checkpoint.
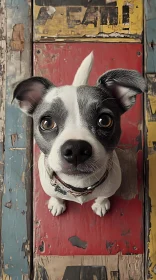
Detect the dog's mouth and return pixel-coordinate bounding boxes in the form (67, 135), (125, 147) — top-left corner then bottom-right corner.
(61, 168), (93, 176)
(58, 162), (98, 176)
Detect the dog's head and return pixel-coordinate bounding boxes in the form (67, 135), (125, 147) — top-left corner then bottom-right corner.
(13, 52), (147, 183)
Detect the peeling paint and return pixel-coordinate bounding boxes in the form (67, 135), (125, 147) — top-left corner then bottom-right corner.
(34, 264), (49, 280)
(0, 0), (6, 276)
(1, 0), (32, 278)
(4, 201), (12, 209)
(34, 0), (143, 42)
(34, 255), (143, 279)
(11, 134), (18, 147)
(2, 271), (12, 280)
(146, 75), (156, 278)
(68, 236), (87, 249)
(10, 24), (24, 52)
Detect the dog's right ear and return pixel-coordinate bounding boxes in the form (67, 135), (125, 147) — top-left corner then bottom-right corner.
(97, 69), (147, 114)
(13, 76), (54, 115)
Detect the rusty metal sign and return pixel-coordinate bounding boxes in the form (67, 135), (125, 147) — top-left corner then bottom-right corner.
(34, 0), (143, 42)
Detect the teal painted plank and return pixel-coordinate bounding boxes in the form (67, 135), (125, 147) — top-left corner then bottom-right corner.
(0, 0), (6, 277)
(145, 0), (156, 73)
(1, 0), (31, 278)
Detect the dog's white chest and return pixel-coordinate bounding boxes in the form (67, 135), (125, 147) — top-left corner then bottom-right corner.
(38, 152), (121, 204)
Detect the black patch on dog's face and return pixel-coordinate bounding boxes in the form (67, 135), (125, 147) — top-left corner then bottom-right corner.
(33, 97), (68, 154)
(77, 85), (121, 151)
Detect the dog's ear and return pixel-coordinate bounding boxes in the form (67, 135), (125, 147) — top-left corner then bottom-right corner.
(97, 69), (147, 113)
(13, 76), (54, 115)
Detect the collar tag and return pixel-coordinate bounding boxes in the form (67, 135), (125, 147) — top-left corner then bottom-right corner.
(55, 185), (67, 196)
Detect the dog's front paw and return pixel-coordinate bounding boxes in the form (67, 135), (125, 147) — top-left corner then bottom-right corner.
(91, 198), (110, 217)
(48, 197), (66, 216)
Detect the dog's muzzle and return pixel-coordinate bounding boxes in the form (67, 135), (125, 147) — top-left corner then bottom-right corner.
(45, 157), (113, 197)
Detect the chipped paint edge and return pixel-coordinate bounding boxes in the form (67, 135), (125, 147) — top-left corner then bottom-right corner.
(145, 75), (156, 279)
(144, 0), (156, 277)
(0, 0), (6, 277)
(34, 255), (143, 280)
(34, 36), (142, 43)
(1, 0), (32, 278)
(33, 1), (143, 43)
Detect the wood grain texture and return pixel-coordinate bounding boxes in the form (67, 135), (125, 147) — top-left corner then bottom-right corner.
(144, 0), (156, 73)
(34, 255), (143, 280)
(33, 43), (144, 260)
(33, 0), (143, 42)
(145, 75), (156, 279)
(1, 0), (32, 278)
(0, 0), (6, 276)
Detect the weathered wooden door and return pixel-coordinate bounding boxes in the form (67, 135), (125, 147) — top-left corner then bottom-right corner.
(1, 0), (156, 279)
(33, 1), (144, 279)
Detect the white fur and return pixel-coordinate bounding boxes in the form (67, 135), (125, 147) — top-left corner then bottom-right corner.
(115, 86), (137, 108)
(48, 197), (66, 216)
(38, 150), (121, 211)
(91, 197), (110, 217)
(38, 53), (122, 217)
(45, 86), (108, 187)
(72, 52), (94, 86)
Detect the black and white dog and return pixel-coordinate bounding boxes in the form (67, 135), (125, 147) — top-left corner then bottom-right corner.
(13, 52), (147, 217)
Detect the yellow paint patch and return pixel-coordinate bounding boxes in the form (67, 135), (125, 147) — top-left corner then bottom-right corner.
(34, 0), (143, 41)
(146, 75), (156, 278)
(149, 95), (156, 115)
(10, 24), (24, 51)
(148, 153), (156, 277)
(2, 271), (12, 280)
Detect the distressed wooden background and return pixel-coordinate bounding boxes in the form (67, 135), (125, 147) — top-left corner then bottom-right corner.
(34, 0), (143, 42)
(0, 0), (32, 279)
(145, 0), (156, 279)
(1, 0), (156, 279)
(33, 1), (145, 278)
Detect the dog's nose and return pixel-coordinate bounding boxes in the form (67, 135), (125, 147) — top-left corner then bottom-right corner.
(61, 140), (92, 165)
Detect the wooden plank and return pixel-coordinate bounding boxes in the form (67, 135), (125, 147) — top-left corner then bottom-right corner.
(145, 74), (156, 279)
(1, 0), (32, 278)
(33, 0), (143, 42)
(34, 255), (143, 280)
(0, 0), (6, 275)
(33, 43), (144, 274)
(144, 0), (156, 73)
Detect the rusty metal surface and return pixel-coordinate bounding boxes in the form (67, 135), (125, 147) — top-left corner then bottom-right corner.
(1, 0), (32, 278)
(34, 0), (143, 42)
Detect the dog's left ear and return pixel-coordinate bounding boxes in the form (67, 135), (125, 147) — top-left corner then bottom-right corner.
(13, 76), (54, 115)
(97, 69), (147, 113)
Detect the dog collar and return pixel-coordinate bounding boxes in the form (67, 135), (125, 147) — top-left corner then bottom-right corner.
(47, 157), (113, 197)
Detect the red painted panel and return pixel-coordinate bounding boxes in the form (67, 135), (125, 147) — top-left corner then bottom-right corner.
(34, 43), (143, 256)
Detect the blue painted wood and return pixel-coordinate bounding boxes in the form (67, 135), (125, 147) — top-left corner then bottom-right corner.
(1, 0), (31, 278)
(145, 0), (156, 73)
(0, 0), (6, 275)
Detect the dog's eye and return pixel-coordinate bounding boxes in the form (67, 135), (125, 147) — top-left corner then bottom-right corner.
(40, 117), (57, 131)
(98, 114), (113, 128)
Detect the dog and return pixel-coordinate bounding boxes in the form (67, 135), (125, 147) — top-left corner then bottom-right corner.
(13, 52), (147, 217)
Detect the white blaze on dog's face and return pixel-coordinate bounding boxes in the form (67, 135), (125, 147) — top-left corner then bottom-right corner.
(13, 52), (147, 185)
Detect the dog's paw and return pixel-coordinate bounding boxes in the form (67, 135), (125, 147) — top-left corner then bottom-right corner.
(91, 198), (110, 217)
(48, 197), (66, 216)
